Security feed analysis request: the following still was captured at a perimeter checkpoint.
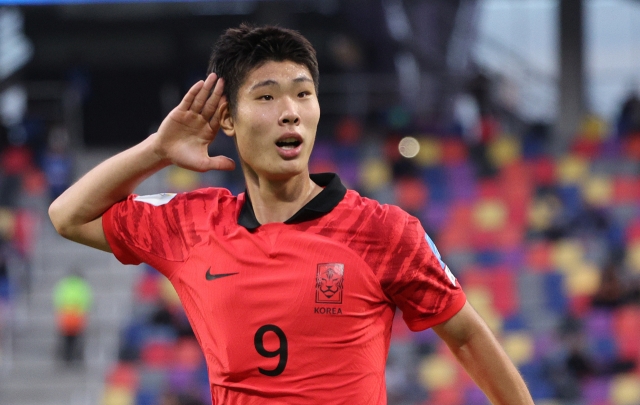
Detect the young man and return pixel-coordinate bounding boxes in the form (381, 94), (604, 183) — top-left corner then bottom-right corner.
(49, 25), (533, 404)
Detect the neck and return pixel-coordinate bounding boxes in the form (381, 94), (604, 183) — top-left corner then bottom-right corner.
(245, 170), (321, 225)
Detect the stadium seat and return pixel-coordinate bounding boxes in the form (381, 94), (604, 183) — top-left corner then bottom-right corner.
(542, 272), (568, 314)
(338, 159), (360, 189)
(556, 155), (589, 185)
(423, 201), (449, 233)
(101, 386), (135, 405)
(309, 157), (338, 175)
(581, 175), (613, 208)
(564, 261), (601, 297)
(502, 331), (535, 366)
(621, 136), (640, 160)
(624, 220), (640, 243)
(166, 166), (199, 191)
(464, 385), (491, 405)
(359, 158), (391, 192)
(137, 368), (166, 396)
(487, 136), (521, 168)
(525, 242), (553, 272)
(140, 340), (175, 369)
(394, 177), (428, 212)
(472, 198), (508, 232)
(134, 389), (159, 405)
(173, 338), (204, 370)
(610, 374), (640, 405)
(582, 377), (611, 405)
(612, 176), (640, 204)
(428, 387), (464, 405)
(105, 362), (139, 391)
(440, 138), (468, 165)
(612, 307), (640, 360)
(418, 353), (458, 391)
(624, 241), (640, 274)
(550, 240), (583, 274)
(528, 157), (556, 186)
(415, 137), (442, 167)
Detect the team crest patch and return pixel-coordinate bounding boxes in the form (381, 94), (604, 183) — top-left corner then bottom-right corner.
(315, 263), (344, 304)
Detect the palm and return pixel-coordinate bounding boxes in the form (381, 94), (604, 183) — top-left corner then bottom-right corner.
(155, 74), (235, 173)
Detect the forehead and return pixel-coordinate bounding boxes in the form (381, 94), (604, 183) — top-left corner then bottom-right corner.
(241, 60), (313, 91)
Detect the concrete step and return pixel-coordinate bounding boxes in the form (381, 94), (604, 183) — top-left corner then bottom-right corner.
(0, 364), (101, 405)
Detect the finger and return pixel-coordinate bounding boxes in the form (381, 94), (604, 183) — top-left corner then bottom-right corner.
(205, 156), (236, 171)
(190, 73), (217, 113)
(201, 77), (225, 121)
(177, 80), (205, 111)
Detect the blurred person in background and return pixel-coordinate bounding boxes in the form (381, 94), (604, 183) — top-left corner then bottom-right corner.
(616, 90), (640, 138)
(53, 268), (92, 366)
(43, 125), (73, 202)
(49, 24), (533, 404)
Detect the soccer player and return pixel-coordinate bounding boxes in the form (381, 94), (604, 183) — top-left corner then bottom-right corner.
(49, 24), (534, 404)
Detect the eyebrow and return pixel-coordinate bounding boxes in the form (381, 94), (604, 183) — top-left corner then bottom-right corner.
(249, 76), (313, 92)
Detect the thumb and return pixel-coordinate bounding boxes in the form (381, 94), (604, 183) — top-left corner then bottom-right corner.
(204, 156), (236, 171)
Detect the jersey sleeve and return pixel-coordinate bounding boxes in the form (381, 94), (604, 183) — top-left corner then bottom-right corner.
(102, 188), (230, 277)
(377, 206), (466, 331)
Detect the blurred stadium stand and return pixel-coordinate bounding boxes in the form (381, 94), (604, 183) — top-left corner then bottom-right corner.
(1, 1), (640, 405)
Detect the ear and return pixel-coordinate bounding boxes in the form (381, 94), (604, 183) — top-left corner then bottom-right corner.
(218, 101), (235, 137)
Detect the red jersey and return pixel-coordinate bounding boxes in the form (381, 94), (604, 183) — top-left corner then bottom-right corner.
(103, 173), (466, 404)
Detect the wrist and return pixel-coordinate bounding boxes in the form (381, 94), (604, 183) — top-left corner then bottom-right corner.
(143, 132), (173, 168)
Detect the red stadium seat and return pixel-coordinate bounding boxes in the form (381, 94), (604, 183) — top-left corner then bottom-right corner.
(622, 136), (640, 160)
(140, 340), (175, 369)
(525, 242), (553, 273)
(105, 361), (139, 391)
(440, 139), (468, 165)
(613, 176), (640, 204)
(613, 306), (640, 361)
(527, 157), (556, 186)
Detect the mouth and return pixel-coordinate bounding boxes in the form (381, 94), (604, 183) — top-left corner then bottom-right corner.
(275, 134), (303, 150)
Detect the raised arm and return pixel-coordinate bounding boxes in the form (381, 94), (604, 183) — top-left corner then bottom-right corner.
(432, 301), (534, 405)
(48, 73), (235, 252)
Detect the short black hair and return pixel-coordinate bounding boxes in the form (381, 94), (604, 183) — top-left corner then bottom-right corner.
(207, 24), (319, 116)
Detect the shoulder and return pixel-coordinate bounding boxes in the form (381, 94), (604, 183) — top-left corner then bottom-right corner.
(130, 187), (236, 209)
(341, 190), (413, 231)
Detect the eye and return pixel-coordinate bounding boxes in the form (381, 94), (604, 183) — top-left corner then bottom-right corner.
(298, 91), (312, 98)
(259, 95), (273, 101)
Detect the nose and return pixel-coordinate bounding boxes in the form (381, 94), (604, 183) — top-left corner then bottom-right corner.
(279, 98), (300, 125)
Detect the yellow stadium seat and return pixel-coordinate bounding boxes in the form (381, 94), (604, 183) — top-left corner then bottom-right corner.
(624, 241), (640, 274)
(473, 198), (508, 231)
(564, 261), (601, 296)
(556, 155), (589, 185)
(159, 277), (181, 307)
(551, 239), (585, 273)
(418, 354), (457, 390)
(579, 114), (609, 141)
(359, 158), (391, 192)
(527, 198), (556, 232)
(0, 207), (15, 241)
(581, 175), (613, 207)
(610, 374), (640, 405)
(465, 287), (503, 334)
(102, 386), (134, 405)
(166, 166), (200, 191)
(415, 137), (442, 167)
(487, 136), (521, 168)
(502, 332), (534, 366)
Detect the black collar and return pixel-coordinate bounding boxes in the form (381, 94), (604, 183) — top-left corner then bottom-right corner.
(237, 173), (347, 230)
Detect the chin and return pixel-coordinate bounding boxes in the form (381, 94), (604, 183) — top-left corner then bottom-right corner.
(264, 163), (307, 181)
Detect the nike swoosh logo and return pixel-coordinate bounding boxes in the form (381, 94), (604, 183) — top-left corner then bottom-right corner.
(205, 268), (239, 281)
